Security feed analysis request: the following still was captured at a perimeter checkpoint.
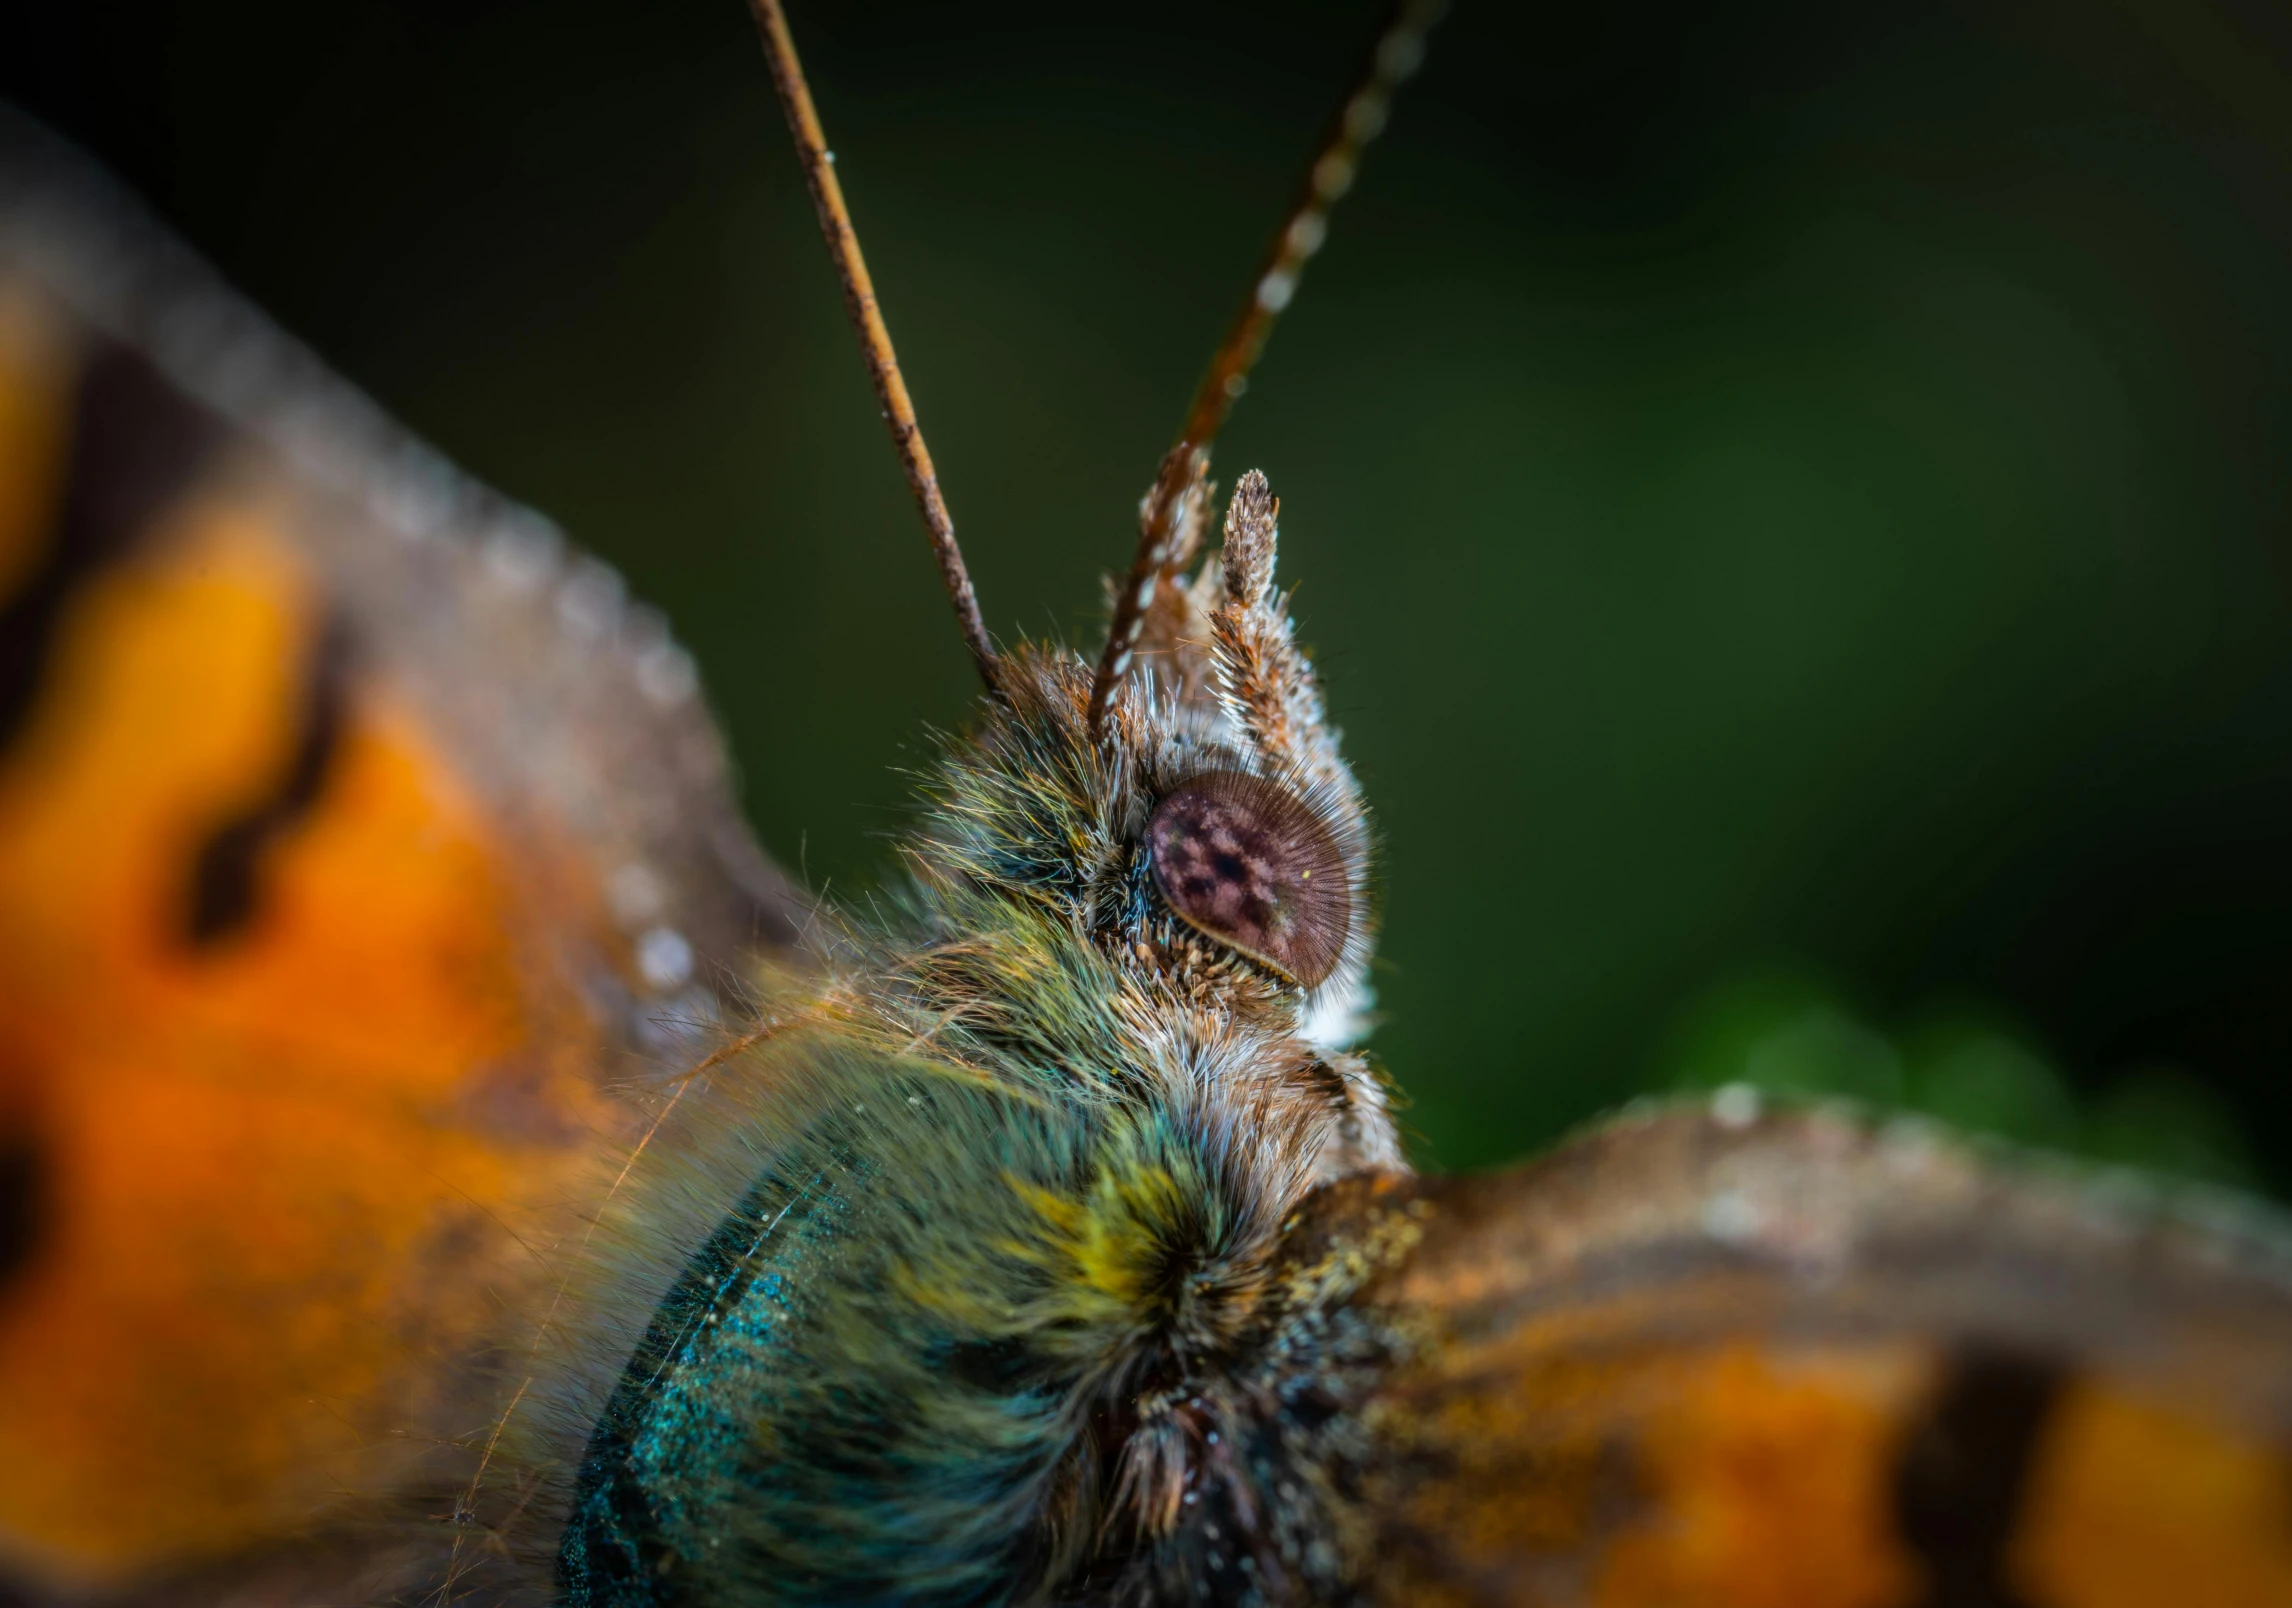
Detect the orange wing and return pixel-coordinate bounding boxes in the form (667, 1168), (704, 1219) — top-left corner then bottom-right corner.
(0, 108), (805, 1599)
(1333, 1100), (2292, 1608)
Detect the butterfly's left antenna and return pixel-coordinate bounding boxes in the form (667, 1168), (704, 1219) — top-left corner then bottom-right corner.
(748, 0), (1001, 697)
(1088, 0), (1448, 735)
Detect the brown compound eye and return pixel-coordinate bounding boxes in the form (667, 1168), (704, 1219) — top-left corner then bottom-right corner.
(1145, 771), (1351, 986)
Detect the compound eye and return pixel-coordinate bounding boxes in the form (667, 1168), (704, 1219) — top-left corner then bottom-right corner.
(1145, 771), (1350, 986)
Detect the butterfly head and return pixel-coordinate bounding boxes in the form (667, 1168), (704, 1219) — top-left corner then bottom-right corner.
(923, 462), (1379, 1056)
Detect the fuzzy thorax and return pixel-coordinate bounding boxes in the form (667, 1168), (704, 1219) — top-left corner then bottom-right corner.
(553, 475), (1405, 1604)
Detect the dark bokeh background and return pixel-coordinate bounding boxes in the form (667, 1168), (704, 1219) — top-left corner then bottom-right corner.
(7, 0), (2290, 1184)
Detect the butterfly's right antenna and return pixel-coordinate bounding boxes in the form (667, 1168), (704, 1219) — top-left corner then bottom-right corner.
(1087, 0), (1448, 735)
(748, 0), (1001, 697)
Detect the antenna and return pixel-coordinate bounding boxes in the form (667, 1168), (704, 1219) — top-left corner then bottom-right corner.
(1087, 0), (1449, 734)
(747, 0), (1001, 696)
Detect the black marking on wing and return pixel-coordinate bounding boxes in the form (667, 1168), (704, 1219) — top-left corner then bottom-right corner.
(0, 1134), (43, 1303)
(182, 611), (353, 947)
(0, 340), (223, 753)
(1894, 1345), (2065, 1608)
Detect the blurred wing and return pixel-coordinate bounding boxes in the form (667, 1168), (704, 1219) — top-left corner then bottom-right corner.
(1346, 1100), (2292, 1608)
(0, 107), (807, 1598)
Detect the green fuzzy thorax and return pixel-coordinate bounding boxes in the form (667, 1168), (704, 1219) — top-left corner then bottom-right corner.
(556, 1022), (1317, 1605)
(556, 651), (1396, 1606)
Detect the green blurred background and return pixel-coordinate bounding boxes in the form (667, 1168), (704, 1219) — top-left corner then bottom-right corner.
(7, 0), (2291, 1187)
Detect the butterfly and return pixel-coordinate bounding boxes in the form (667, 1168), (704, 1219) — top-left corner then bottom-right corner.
(3, 1), (2291, 1604)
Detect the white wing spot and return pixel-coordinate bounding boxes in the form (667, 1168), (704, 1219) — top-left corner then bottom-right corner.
(1711, 1082), (1762, 1131)
(636, 926), (694, 991)
(370, 445), (465, 538)
(483, 512), (563, 592)
(557, 557), (627, 640)
(635, 641), (700, 707)
(1700, 1188), (1762, 1245)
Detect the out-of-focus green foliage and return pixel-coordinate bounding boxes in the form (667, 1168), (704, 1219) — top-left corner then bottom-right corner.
(1665, 969), (2257, 1190)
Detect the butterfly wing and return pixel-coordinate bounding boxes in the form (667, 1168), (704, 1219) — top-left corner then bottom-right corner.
(1326, 1100), (2292, 1608)
(0, 108), (807, 1598)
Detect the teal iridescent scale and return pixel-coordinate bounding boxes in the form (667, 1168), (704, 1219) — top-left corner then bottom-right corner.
(559, 1161), (857, 1605)
(550, 1063), (1144, 1608)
